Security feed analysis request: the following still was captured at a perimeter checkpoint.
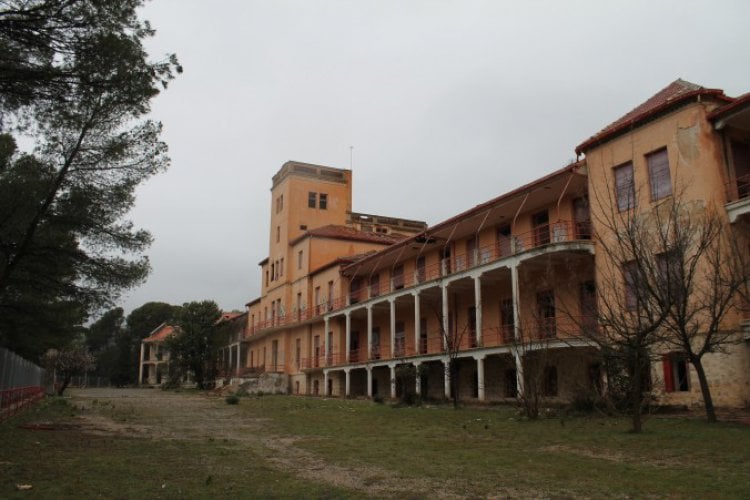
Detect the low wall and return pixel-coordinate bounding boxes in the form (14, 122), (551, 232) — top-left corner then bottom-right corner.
(232, 373), (289, 394)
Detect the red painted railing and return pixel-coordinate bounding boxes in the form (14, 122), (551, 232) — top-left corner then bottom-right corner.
(0, 386), (45, 421)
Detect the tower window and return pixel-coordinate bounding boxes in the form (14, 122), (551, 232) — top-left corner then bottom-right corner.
(319, 193), (328, 210)
(308, 192), (316, 208)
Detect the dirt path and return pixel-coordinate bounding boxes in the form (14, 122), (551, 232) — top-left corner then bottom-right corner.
(63, 388), (482, 498)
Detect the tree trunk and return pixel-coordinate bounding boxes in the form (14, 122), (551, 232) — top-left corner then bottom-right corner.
(629, 350), (643, 433)
(692, 357), (717, 423)
(56, 374), (72, 396)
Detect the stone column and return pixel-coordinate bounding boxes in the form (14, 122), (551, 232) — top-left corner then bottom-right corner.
(345, 368), (351, 396)
(413, 292), (421, 354)
(389, 364), (397, 399)
(511, 263), (524, 397)
(323, 370), (330, 396)
(389, 298), (396, 358)
(324, 316), (330, 366)
(236, 343), (241, 376)
(474, 275), (483, 346)
(443, 358), (451, 399)
(345, 311), (351, 363)
(476, 355), (485, 401)
(367, 305), (373, 360)
(138, 342), (145, 385)
(414, 361), (422, 395)
(441, 284), (449, 350)
(367, 366), (373, 397)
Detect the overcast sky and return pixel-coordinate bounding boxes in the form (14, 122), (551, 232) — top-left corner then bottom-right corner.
(118, 0), (750, 315)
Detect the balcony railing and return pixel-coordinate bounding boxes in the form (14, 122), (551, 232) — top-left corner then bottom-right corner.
(726, 173), (750, 203)
(317, 316), (598, 367)
(249, 220), (592, 337)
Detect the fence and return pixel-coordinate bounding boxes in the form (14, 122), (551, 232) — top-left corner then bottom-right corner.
(0, 347), (46, 421)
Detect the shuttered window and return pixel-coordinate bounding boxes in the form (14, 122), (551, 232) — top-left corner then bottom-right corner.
(614, 162), (635, 211)
(647, 148), (672, 200)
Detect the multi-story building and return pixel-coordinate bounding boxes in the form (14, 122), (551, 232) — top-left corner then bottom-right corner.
(231, 80), (750, 407)
(139, 323), (176, 386)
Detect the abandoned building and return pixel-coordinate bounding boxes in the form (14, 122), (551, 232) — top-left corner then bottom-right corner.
(221, 80), (750, 407)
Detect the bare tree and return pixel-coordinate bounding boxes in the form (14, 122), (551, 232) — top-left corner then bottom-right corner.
(583, 181), (674, 433)
(650, 197), (750, 423)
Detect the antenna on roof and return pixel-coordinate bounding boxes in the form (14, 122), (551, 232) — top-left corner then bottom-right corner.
(349, 146), (354, 171)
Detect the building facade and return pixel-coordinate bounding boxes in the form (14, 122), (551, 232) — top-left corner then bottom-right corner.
(229, 81), (750, 407)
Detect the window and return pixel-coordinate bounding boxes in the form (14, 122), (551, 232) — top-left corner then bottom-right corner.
(614, 162), (636, 211)
(371, 326), (381, 359)
(543, 366), (558, 396)
(573, 197), (591, 239)
(537, 290), (556, 338)
(265, 270), (269, 287)
(327, 281), (334, 311)
(647, 148), (672, 201)
(657, 251), (683, 300)
(350, 278), (362, 304)
(276, 226), (280, 243)
(662, 352), (690, 392)
(623, 260), (639, 311)
(270, 263), (275, 282)
(496, 225), (511, 256)
(295, 338), (301, 370)
(467, 238), (477, 267)
(580, 281), (598, 334)
(416, 256), (426, 283)
(394, 322), (405, 356)
(275, 195), (283, 213)
(296, 292), (302, 320)
(532, 210), (550, 246)
(467, 306), (477, 347)
(279, 258), (284, 277)
(419, 318), (428, 353)
(370, 274), (380, 297)
(308, 191), (316, 208)
(297, 250), (303, 269)
(500, 299), (515, 342)
(314, 286), (321, 315)
(392, 264), (404, 290)
(319, 193), (327, 210)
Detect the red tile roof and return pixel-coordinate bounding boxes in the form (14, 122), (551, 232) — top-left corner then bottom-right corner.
(291, 224), (407, 246)
(144, 323), (177, 342)
(309, 250), (378, 276)
(575, 79), (732, 154)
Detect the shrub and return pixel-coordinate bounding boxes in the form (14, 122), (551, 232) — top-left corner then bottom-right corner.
(225, 395), (239, 405)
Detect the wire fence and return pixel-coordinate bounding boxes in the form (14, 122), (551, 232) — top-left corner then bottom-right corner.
(0, 347), (46, 421)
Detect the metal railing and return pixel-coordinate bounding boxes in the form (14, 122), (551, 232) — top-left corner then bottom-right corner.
(726, 173), (750, 202)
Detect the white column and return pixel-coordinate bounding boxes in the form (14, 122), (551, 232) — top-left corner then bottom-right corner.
(474, 275), (483, 346)
(367, 366), (373, 397)
(324, 316), (330, 366)
(389, 364), (397, 398)
(236, 343), (241, 376)
(138, 343), (145, 385)
(443, 358), (451, 399)
(414, 362), (422, 395)
(345, 368), (351, 396)
(367, 305), (373, 360)
(323, 370), (329, 396)
(413, 292), (421, 354)
(476, 355), (485, 401)
(511, 263), (524, 397)
(441, 284), (449, 350)
(389, 298), (396, 358)
(345, 311), (351, 363)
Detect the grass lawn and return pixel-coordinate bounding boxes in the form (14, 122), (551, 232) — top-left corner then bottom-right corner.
(1, 390), (749, 498)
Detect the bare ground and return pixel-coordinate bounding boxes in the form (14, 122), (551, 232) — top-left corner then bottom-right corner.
(58, 388), (520, 498)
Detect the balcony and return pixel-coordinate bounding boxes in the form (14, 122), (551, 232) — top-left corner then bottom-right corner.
(318, 316), (598, 368)
(249, 220), (592, 338)
(726, 173), (750, 223)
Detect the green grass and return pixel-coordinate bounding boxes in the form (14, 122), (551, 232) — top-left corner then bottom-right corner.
(0, 397), (359, 499)
(1, 393), (749, 498)
(235, 396), (750, 498)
